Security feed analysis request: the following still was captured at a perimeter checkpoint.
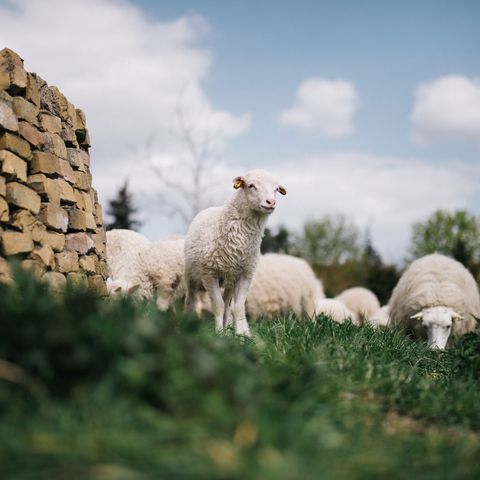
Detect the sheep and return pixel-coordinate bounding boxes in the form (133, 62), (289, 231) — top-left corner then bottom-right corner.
(314, 298), (355, 324)
(388, 253), (480, 349)
(335, 287), (380, 325)
(106, 229), (151, 287)
(245, 253), (325, 319)
(184, 169), (287, 336)
(367, 305), (390, 328)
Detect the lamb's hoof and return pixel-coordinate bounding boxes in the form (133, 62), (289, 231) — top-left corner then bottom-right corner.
(235, 325), (252, 337)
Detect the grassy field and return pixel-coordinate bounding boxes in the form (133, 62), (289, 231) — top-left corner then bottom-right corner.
(0, 272), (480, 479)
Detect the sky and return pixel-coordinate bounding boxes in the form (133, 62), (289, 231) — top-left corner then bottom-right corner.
(1, 0), (479, 262)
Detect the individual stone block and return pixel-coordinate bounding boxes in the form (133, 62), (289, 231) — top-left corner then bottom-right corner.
(0, 48), (27, 93)
(42, 271), (66, 290)
(83, 191), (94, 212)
(94, 203), (104, 226)
(59, 159), (76, 184)
(6, 182), (41, 214)
(68, 208), (86, 231)
(73, 189), (86, 210)
(0, 196), (8, 222)
(0, 176), (5, 196)
(1, 230), (34, 255)
(11, 209), (46, 242)
(0, 132), (31, 159)
(0, 150), (27, 181)
(40, 230), (65, 252)
(85, 212), (96, 231)
(18, 121), (45, 148)
(0, 100), (18, 132)
(87, 275), (108, 297)
(65, 232), (94, 255)
(39, 113), (61, 134)
(25, 73), (40, 107)
(74, 170), (91, 191)
(79, 255), (96, 273)
(21, 259), (45, 278)
(41, 132), (67, 159)
(27, 173), (60, 203)
(56, 178), (76, 204)
(91, 230), (106, 255)
(12, 96), (39, 125)
(66, 271), (88, 288)
(30, 152), (61, 175)
(60, 125), (78, 148)
(55, 251), (79, 273)
(39, 203), (69, 232)
(94, 257), (109, 278)
(49, 86), (69, 122)
(31, 245), (56, 269)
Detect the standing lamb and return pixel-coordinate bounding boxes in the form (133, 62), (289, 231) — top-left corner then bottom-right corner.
(335, 287), (380, 325)
(246, 253), (325, 318)
(184, 169), (287, 336)
(389, 253), (480, 349)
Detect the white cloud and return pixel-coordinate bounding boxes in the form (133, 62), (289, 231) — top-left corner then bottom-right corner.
(0, 0), (250, 207)
(280, 77), (358, 136)
(411, 75), (480, 144)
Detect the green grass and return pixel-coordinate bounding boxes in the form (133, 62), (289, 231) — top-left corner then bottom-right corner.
(0, 271), (480, 479)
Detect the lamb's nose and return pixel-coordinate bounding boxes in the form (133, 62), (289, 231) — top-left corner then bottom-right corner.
(265, 198), (276, 207)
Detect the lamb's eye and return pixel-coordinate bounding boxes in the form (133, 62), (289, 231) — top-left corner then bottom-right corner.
(248, 184), (255, 189)
(446, 325), (451, 330)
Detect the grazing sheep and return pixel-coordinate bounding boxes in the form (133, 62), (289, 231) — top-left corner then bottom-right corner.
(367, 305), (390, 328)
(184, 169), (287, 336)
(389, 253), (480, 349)
(335, 287), (380, 325)
(246, 253), (325, 318)
(314, 298), (355, 324)
(106, 229), (150, 286)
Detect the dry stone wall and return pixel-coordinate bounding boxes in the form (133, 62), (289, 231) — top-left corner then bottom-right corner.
(0, 48), (107, 294)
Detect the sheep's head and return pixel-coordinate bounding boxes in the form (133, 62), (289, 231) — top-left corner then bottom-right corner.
(233, 169), (286, 215)
(411, 306), (463, 350)
(106, 278), (140, 296)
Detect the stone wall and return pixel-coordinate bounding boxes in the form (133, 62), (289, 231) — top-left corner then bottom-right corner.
(0, 48), (107, 293)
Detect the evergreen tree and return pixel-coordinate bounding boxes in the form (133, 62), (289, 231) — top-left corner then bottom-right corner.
(106, 181), (141, 231)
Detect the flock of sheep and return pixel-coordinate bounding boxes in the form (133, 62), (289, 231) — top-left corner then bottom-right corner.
(106, 169), (480, 350)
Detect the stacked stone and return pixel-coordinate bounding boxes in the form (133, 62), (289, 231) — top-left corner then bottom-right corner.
(0, 48), (107, 294)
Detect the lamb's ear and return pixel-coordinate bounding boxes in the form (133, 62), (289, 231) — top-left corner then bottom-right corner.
(451, 311), (464, 321)
(277, 185), (287, 195)
(410, 312), (423, 320)
(233, 176), (245, 189)
(127, 284), (140, 295)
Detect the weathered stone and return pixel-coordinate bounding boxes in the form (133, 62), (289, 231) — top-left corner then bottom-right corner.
(39, 113), (61, 133)
(59, 159), (76, 184)
(66, 271), (88, 288)
(39, 203), (69, 232)
(74, 170), (91, 191)
(21, 259), (45, 278)
(0, 132), (31, 159)
(11, 209), (46, 242)
(25, 73), (40, 107)
(0, 101), (18, 132)
(79, 129), (91, 149)
(82, 191), (94, 212)
(65, 232), (94, 254)
(41, 132), (67, 159)
(40, 230), (65, 252)
(1, 230), (34, 255)
(0, 196), (8, 222)
(0, 257), (12, 283)
(42, 271), (66, 290)
(94, 257), (109, 278)
(0, 150), (27, 181)
(88, 275), (108, 296)
(49, 86), (69, 121)
(0, 176), (5, 196)
(73, 189), (86, 210)
(55, 178), (76, 204)
(31, 245), (55, 269)
(18, 121), (45, 147)
(85, 212), (96, 231)
(94, 203), (104, 226)
(68, 208), (86, 231)
(60, 125), (78, 147)
(75, 108), (86, 130)
(12, 96), (39, 125)
(66, 147), (89, 171)
(91, 230), (106, 255)
(55, 251), (79, 273)
(6, 182), (41, 214)
(66, 102), (77, 130)
(79, 255), (96, 273)
(27, 173), (60, 203)
(0, 48), (27, 93)
(30, 152), (61, 175)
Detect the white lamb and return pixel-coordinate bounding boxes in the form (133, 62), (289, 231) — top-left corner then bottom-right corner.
(388, 253), (480, 349)
(184, 169), (287, 336)
(106, 229), (151, 291)
(335, 287), (380, 325)
(246, 253), (325, 318)
(314, 298), (355, 324)
(367, 305), (390, 328)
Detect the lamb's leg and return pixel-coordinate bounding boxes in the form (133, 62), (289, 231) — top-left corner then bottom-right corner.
(203, 276), (225, 332)
(232, 276), (252, 337)
(185, 278), (198, 314)
(223, 286), (234, 328)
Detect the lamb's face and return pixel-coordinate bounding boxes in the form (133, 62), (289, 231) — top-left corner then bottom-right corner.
(411, 306), (461, 350)
(233, 169), (286, 215)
